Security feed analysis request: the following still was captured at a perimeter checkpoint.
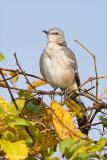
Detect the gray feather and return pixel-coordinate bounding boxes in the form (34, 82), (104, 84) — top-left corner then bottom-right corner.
(60, 45), (81, 87)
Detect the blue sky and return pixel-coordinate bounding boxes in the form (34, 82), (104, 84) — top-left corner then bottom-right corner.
(0, 0), (107, 157)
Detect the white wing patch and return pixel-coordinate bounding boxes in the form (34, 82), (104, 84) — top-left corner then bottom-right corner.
(65, 53), (75, 64)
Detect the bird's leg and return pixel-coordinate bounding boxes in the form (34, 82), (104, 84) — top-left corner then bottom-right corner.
(49, 88), (57, 101)
(60, 88), (69, 100)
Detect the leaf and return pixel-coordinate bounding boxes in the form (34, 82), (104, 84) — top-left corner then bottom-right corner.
(0, 104), (3, 117)
(0, 52), (5, 62)
(28, 80), (47, 90)
(72, 152), (100, 160)
(33, 129), (41, 145)
(59, 138), (76, 155)
(26, 102), (42, 113)
(59, 138), (90, 159)
(69, 140), (91, 159)
(104, 154), (107, 159)
(18, 90), (33, 98)
(0, 78), (5, 85)
(9, 118), (30, 126)
(0, 139), (28, 160)
(0, 97), (9, 116)
(36, 132), (59, 151)
(100, 116), (107, 128)
(1, 70), (7, 76)
(49, 100), (84, 139)
(65, 99), (83, 119)
(10, 109), (21, 116)
(72, 152), (89, 160)
(9, 72), (20, 83)
(9, 99), (25, 113)
(25, 126), (41, 145)
(86, 138), (106, 152)
(0, 97), (8, 108)
(26, 136), (33, 146)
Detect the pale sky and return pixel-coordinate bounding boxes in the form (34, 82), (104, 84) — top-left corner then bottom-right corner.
(0, 0), (107, 158)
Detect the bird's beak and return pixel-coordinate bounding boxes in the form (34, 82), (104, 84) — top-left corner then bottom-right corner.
(42, 30), (49, 35)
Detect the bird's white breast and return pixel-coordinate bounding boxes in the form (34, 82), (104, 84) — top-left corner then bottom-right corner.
(40, 43), (75, 89)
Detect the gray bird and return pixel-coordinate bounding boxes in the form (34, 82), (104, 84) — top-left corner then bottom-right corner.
(39, 28), (89, 134)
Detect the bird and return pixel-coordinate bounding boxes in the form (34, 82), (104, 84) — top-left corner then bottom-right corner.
(39, 28), (89, 134)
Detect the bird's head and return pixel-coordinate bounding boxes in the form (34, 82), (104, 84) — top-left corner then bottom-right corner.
(43, 28), (65, 44)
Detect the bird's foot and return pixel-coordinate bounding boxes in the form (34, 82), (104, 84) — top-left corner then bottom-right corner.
(49, 88), (57, 101)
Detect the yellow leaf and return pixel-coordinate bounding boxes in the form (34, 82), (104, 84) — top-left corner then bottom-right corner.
(0, 139), (28, 160)
(0, 97), (8, 108)
(28, 80), (47, 90)
(9, 71), (17, 77)
(0, 97), (9, 115)
(9, 71), (20, 83)
(49, 100), (84, 140)
(1, 70), (7, 76)
(65, 99), (83, 119)
(36, 132), (59, 151)
(9, 99), (25, 114)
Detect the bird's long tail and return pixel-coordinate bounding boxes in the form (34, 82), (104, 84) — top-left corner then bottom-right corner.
(73, 96), (90, 135)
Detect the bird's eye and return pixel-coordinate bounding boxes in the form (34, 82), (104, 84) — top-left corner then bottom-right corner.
(55, 32), (58, 35)
(52, 32), (58, 35)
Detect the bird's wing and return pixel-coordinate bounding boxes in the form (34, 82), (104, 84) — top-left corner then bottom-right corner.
(61, 46), (81, 87)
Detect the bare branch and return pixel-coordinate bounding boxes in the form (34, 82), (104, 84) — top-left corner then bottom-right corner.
(75, 40), (98, 98)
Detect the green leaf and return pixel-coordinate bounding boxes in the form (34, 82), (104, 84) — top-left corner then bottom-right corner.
(18, 91), (33, 98)
(34, 129), (41, 145)
(104, 154), (107, 159)
(9, 118), (30, 126)
(0, 52), (5, 62)
(26, 102), (42, 113)
(100, 116), (107, 124)
(0, 139), (28, 160)
(59, 138), (75, 156)
(73, 152), (100, 160)
(87, 138), (106, 152)
(89, 153), (100, 159)
(10, 109), (21, 116)
(27, 124), (41, 145)
(69, 140), (91, 159)
(73, 152), (89, 160)
(26, 136), (33, 146)
(59, 138), (90, 159)
(0, 104), (3, 117)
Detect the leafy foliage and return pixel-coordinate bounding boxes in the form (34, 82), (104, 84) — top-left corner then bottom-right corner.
(0, 53), (107, 160)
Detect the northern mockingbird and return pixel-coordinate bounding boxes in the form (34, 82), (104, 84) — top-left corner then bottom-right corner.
(40, 28), (89, 134)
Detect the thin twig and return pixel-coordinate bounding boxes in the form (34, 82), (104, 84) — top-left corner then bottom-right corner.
(81, 88), (107, 105)
(75, 40), (98, 98)
(0, 73), (18, 82)
(61, 76), (107, 105)
(99, 88), (107, 99)
(0, 67), (45, 81)
(78, 122), (103, 130)
(14, 52), (38, 92)
(0, 84), (64, 95)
